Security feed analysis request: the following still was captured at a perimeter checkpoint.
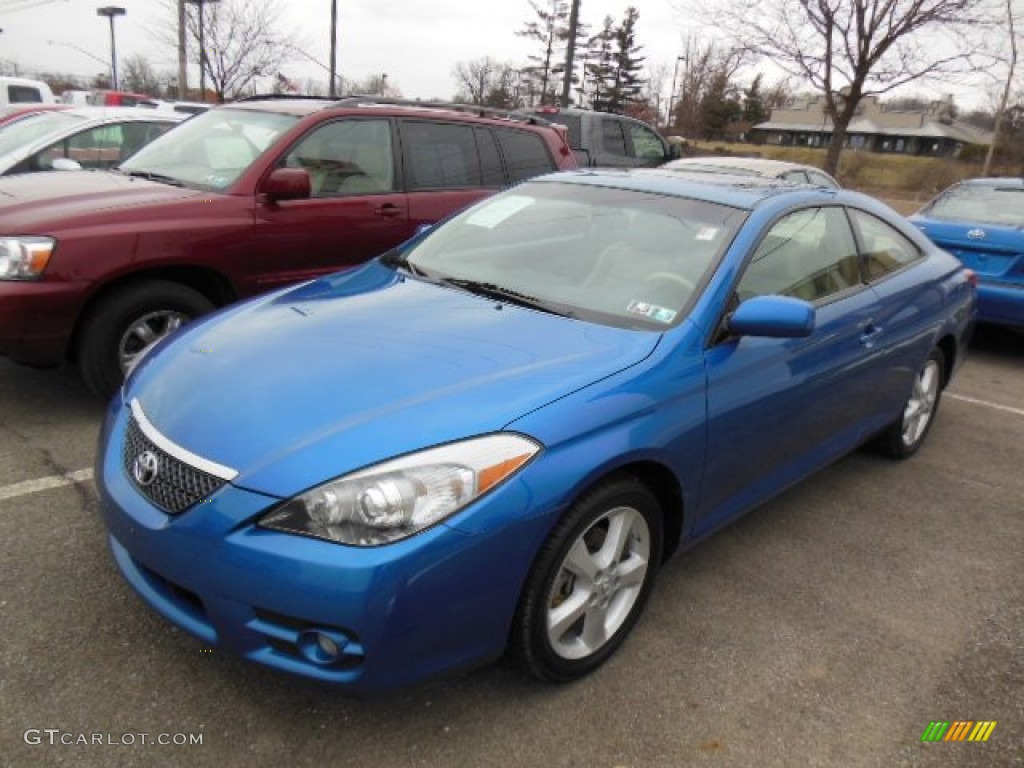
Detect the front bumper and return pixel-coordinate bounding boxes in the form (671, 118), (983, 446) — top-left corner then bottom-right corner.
(96, 397), (548, 692)
(0, 279), (83, 365)
(977, 279), (1024, 329)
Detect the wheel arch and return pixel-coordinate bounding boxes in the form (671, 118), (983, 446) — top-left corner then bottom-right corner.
(560, 460), (686, 563)
(68, 266), (236, 361)
(935, 333), (957, 388)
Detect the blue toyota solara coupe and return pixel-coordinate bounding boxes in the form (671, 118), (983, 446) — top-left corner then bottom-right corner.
(97, 170), (976, 693)
(910, 177), (1023, 329)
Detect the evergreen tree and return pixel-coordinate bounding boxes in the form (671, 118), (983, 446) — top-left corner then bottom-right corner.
(743, 73), (767, 124)
(604, 7), (646, 113)
(517, 0), (569, 106)
(585, 16), (617, 111)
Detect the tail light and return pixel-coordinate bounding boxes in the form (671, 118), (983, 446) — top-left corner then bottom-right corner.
(962, 268), (978, 288)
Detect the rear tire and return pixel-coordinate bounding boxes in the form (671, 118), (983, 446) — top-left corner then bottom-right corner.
(76, 281), (214, 399)
(873, 348), (945, 459)
(511, 475), (663, 682)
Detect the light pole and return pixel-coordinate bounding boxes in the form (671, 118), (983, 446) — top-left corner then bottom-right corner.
(96, 6), (126, 91)
(667, 55), (685, 128)
(184, 0), (220, 101)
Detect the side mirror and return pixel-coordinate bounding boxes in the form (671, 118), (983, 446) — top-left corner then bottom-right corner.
(668, 143), (683, 159)
(261, 168), (311, 202)
(51, 157), (82, 171)
(728, 295), (815, 338)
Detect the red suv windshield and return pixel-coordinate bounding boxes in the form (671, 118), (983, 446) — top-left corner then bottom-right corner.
(120, 107), (298, 190)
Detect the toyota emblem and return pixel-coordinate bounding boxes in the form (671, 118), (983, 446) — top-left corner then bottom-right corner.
(132, 450), (160, 487)
(967, 229), (986, 240)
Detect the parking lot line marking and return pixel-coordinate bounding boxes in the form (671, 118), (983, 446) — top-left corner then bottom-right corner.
(947, 393), (1024, 418)
(0, 468), (93, 502)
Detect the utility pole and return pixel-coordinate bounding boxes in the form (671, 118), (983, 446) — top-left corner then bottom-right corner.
(329, 0), (338, 97)
(983, 0), (1017, 176)
(177, 0), (187, 99)
(560, 0), (581, 107)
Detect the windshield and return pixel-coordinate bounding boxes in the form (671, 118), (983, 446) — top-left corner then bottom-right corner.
(120, 107), (298, 190)
(926, 184), (1024, 227)
(0, 111), (82, 156)
(398, 181), (746, 330)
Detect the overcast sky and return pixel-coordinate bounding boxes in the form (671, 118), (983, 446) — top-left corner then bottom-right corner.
(0, 0), (1004, 109)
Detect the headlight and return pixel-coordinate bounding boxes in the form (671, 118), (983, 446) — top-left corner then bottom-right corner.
(259, 434), (541, 546)
(0, 236), (55, 280)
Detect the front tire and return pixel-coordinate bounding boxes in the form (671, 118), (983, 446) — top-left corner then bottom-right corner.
(76, 281), (214, 399)
(511, 475), (663, 682)
(874, 348), (945, 459)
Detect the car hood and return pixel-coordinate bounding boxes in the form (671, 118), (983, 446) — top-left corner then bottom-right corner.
(0, 171), (205, 230)
(127, 262), (661, 499)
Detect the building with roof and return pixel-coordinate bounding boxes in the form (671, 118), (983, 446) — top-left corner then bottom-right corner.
(751, 94), (992, 157)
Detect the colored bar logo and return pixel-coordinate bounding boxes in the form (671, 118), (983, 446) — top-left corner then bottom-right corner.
(921, 721), (997, 742)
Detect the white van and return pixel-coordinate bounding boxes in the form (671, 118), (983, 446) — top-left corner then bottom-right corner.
(0, 77), (56, 106)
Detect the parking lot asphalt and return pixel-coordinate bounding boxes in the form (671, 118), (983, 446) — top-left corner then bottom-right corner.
(1, 326), (1021, 768)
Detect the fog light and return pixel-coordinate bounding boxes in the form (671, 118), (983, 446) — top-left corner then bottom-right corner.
(297, 629), (350, 666)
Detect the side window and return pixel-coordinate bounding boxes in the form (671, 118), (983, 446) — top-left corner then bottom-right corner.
(808, 170), (838, 189)
(8, 85), (42, 103)
(35, 124), (126, 170)
(283, 119), (395, 197)
(737, 207), (861, 302)
(849, 209), (922, 280)
(626, 122), (666, 160)
(600, 118), (628, 156)
(494, 128), (556, 183)
(474, 128), (504, 187)
(402, 120), (480, 191)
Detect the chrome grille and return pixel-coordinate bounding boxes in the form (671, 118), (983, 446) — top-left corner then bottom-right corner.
(122, 414), (226, 515)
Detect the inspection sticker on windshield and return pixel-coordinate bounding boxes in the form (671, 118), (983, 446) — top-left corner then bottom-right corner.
(466, 195), (534, 229)
(696, 226), (719, 241)
(627, 300), (677, 324)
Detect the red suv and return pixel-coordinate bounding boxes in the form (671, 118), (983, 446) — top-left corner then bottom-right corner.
(0, 96), (576, 396)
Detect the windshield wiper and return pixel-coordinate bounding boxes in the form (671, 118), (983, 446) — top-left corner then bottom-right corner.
(440, 278), (572, 317)
(118, 169), (186, 187)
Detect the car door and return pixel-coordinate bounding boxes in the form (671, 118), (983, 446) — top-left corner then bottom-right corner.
(250, 117), (411, 290)
(697, 206), (883, 534)
(847, 207), (938, 421)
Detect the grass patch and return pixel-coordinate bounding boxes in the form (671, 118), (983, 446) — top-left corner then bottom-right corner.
(686, 140), (1018, 203)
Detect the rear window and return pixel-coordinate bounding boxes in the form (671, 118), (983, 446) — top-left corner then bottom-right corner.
(495, 128), (556, 183)
(925, 184), (1024, 227)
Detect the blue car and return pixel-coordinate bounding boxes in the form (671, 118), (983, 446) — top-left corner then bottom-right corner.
(910, 177), (1024, 329)
(96, 170), (975, 692)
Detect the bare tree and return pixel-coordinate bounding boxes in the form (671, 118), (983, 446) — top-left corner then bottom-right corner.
(670, 38), (745, 138)
(686, 0), (995, 173)
(983, 0), (1018, 175)
(155, 0), (295, 101)
(452, 58), (522, 107)
(453, 57), (502, 105)
(121, 54), (165, 96)
(353, 73), (402, 97)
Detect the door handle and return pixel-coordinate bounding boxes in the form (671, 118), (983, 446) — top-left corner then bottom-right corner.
(375, 203), (403, 218)
(859, 322), (883, 347)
